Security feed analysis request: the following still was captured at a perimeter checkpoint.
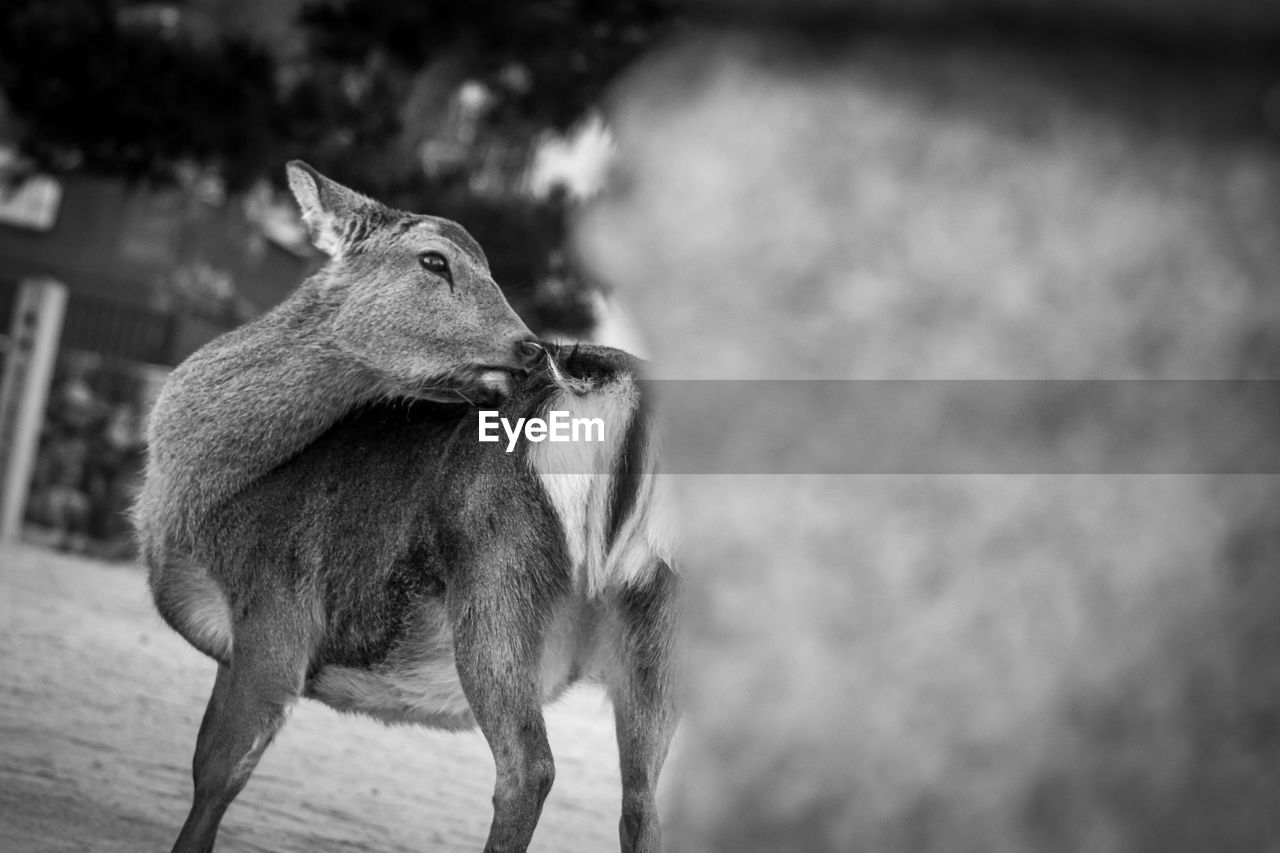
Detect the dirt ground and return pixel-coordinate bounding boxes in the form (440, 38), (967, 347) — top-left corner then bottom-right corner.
(0, 540), (629, 852)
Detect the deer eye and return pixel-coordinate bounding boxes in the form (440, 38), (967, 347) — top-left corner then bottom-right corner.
(419, 251), (451, 281)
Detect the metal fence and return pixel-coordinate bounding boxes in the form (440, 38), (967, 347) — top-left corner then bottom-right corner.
(60, 294), (173, 366)
(1, 282), (179, 556)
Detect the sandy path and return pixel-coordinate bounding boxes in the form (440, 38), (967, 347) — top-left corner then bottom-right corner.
(0, 542), (625, 852)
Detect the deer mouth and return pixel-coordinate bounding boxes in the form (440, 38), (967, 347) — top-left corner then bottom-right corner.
(406, 364), (527, 405)
(472, 366), (521, 401)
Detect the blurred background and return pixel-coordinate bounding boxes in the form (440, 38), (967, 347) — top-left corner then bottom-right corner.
(3, 0), (1280, 851)
(0, 0), (667, 556)
(0, 2), (671, 850)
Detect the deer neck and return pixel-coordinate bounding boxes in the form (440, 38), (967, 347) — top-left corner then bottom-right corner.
(145, 283), (384, 549)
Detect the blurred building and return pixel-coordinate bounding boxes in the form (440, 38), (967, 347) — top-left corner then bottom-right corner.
(0, 162), (315, 367)
(0, 146), (315, 555)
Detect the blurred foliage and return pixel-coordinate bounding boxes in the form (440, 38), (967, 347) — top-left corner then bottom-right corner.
(298, 0), (670, 139)
(0, 0), (279, 187)
(0, 0), (672, 188)
(284, 1), (669, 335)
(28, 352), (150, 556)
(389, 185), (595, 334)
(682, 0), (1280, 45)
(0, 0), (674, 334)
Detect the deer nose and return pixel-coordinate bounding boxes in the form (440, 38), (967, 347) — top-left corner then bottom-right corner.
(514, 335), (544, 370)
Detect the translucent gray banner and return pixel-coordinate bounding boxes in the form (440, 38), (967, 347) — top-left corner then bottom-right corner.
(625, 380), (1280, 474)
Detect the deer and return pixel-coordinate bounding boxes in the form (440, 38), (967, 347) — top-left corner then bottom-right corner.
(134, 162), (678, 853)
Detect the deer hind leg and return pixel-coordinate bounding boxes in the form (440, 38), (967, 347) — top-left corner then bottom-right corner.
(171, 597), (312, 853)
(191, 663), (231, 786)
(607, 565), (680, 853)
(452, 582), (560, 853)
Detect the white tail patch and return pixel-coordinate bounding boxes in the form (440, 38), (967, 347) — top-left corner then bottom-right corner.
(527, 374), (672, 596)
(602, 418), (673, 590)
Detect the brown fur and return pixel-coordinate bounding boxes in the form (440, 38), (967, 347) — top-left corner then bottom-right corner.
(135, 165), (678, 853)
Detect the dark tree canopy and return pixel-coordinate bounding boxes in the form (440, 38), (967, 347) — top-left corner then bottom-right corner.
(0, 0), (674, 333)
(0, 0), (673, 190)
(0, 0), (279, 188)
(299, 0), (670, 131)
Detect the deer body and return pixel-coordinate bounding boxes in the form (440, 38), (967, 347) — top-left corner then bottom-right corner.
(136, 164), (677, 853)
(159, 346), (667, 727)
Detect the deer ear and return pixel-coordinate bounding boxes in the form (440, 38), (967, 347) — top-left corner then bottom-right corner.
(286, 160), (382, 256)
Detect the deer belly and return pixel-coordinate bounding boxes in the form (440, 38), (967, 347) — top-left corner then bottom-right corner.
(307, 656), (476, 731)
(538, 598), (607, 703)
(307, 599), (604, 727)
(304, 590), (477, 729)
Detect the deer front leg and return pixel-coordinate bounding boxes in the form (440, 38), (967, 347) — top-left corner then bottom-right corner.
(452, 588), (557, 853)
(608, 565), (680, 853)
